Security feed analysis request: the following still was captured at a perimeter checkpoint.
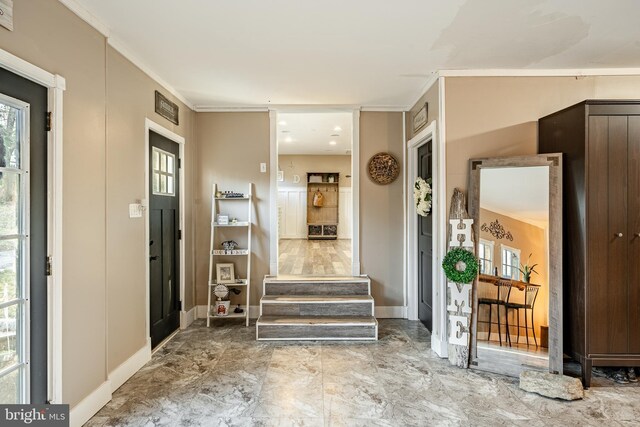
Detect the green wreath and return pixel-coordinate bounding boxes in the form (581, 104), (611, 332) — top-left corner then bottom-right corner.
(442, 247), (479, 284)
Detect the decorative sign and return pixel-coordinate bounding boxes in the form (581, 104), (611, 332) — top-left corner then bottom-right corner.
(445, 188), (474, 369)
(367, 152), (400, 185)
(413, 102), (428, 133)
(155, 91), (179, 125)
(481, 219), (513, 241)
(0, 0), (14, 31)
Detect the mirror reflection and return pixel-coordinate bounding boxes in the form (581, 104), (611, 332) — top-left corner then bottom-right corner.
(476, 166), (550, 368)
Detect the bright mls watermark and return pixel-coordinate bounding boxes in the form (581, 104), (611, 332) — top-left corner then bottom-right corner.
(0, 405), (69, 426)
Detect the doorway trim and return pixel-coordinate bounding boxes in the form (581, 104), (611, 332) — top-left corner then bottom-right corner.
(144, 118), (186, 341)
(405, 119), (448, 357)
(268, 108), (361, 276)
(0, 48), (66, 403)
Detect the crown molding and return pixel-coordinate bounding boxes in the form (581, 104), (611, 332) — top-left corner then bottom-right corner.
(438, 68), (640, 77)
(106, 37), (194, 110)
(406, 72), (440, 111)
(57, 0), (195, 111)
(58, 0), (110, 36)
(194, 105), (407, 113)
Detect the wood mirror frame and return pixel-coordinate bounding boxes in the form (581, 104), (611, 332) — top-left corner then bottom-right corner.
(468, 153), (563, 376)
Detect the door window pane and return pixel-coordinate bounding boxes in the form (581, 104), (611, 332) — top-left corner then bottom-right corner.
(0, 367), (20, 404)
(0, 102), (20, 169)
(0, 172), (21, 236)
(0, 239), (19, 304)
(0, 303), (20, 371)
(151, 147), (176, 196)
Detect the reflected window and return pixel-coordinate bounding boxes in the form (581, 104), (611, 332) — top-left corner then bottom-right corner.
(478, 239), (494, 275)
(151, 147), (176, 196)
(501, 244), (521, 280)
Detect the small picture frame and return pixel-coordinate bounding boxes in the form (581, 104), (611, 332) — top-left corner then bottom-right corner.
(217, 214), (229, 225)
(277, 170), (284, 182)
(216, 263), (235, 284)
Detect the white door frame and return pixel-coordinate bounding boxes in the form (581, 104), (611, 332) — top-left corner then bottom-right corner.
(0, 48), (66, 403)
(268, 108), (361, 276)
(405, 119), (448, 357)
(144, 118), (187, 340)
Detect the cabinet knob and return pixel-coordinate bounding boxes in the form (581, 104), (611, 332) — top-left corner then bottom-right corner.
(616, 233), (624, 238)
(636, 233), (640, 238)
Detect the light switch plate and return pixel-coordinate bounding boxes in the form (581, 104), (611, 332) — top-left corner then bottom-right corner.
(129, 203), (143, 218)
(260, 163), (267, 173)
(0, 0), (14, 32)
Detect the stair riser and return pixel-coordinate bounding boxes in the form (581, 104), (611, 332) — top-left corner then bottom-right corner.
(261, 302), (373, 316)
(257, 325), (377, 340)
(264, 282), (369, 296)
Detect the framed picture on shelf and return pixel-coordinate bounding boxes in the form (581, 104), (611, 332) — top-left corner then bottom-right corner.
(217, 214), (229, 225)
(216, 263), (235, 284)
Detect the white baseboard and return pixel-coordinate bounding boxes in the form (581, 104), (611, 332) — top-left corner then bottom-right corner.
(196, 305), (260, 319)
(180, 306), (196, 329)
(431, 333), (449, 358)
(70, 380), (111, 427)
(375, 306), (405, 318)
(108, 339), (151, 392)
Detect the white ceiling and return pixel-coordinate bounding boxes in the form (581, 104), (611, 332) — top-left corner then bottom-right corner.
(69, 0), (640, 108)
(277, 113), (352, 155)
(480, 166), (549, 228)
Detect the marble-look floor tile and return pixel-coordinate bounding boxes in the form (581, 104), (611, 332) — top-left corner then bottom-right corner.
(87, 319), (640, 426)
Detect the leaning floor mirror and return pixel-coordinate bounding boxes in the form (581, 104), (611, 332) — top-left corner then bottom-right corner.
(468, 154), (563, 376)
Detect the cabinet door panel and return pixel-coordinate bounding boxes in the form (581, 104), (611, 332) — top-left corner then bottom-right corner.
(588, 116), (628, 354)
(607, 116), (629, 353)
(588, 116), (611, 354)
(629, 116), (640, 353)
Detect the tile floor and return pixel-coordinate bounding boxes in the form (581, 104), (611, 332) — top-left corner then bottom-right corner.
(87, 319), (640, 426)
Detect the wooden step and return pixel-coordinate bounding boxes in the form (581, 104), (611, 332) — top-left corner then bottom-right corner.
(256, 316), (378, 340)
(263, 275), (370, 296)
(260, 295), (374, 316)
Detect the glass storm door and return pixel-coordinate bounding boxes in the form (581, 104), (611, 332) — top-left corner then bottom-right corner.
(0, 94), (29, 403)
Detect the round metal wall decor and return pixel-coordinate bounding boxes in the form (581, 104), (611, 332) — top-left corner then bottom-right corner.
(367, 152), (400, 185)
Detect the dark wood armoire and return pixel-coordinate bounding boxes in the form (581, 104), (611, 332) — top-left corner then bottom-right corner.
(538, 100), (640, 387)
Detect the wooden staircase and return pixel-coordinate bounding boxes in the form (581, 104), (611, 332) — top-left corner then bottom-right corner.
(256, 276), (378, 340)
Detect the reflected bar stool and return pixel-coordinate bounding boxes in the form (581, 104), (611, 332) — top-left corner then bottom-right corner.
(478, 279), (512, 346)
(505, 285), (540, 347)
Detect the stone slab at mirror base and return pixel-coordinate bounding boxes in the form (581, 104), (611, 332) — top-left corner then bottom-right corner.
(468, 153), (563, 377)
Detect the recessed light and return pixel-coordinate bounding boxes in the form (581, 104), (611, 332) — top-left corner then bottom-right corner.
(334, 126), (342, 132)
(329, 141), (337, 146)
(278, 120), (287, 126)
(285, 137), (293, 143)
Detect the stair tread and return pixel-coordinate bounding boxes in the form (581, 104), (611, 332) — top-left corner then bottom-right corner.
(257, 315), (377, 326)
(261, 295), (373, 303)
(264, 275), (369, 284)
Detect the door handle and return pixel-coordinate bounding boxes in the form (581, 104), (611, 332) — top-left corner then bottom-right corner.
(150, 255), (159, 261)
(615, 233), (623, 238)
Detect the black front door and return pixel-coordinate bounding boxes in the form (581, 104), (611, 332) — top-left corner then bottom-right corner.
(149, 131), (180, 348)
(418, 141), (433, 330)
(0, 67), (48, 403)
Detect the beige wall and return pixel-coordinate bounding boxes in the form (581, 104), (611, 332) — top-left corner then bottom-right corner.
(194, 113), (271, 306)
(1, 0), (196, 407)
(444, 76), (640, 203)
(278, 155), (351, 188)
(478, 209), (548, 337)
(105, 47), (195, 372)
(359, 112), (404, 306)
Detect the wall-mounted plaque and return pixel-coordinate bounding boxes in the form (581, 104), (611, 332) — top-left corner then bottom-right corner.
(0, 0), (14, 31)
(155, 91), (179, 125)
(413, 102), (428, 134)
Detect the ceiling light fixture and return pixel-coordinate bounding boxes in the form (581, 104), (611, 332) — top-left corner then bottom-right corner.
(329, 141), (337, 145)
(334, 126), (342, 132)
(278, 120), (287, 126)
(285, 137), (293, 143)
